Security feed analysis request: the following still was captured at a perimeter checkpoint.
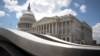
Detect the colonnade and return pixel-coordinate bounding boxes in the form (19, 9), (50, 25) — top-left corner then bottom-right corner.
(33, 21), (71, 37)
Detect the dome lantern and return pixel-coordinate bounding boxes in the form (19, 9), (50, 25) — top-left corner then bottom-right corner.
(28, 3), (31, 12)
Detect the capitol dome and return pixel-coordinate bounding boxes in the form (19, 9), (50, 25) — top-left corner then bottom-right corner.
(18, 3), (36, 32)
(20, 11), (36, 23)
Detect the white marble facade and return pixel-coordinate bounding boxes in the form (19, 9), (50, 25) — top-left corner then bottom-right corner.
(32, 15), (93, 45)
(18, 4), (93, 45)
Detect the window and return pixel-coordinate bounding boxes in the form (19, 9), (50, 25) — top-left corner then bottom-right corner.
(67, 37), (69, 41)
(63, 37), (65, 40)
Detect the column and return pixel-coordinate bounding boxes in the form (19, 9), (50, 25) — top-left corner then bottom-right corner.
(46, 24), (48, 33)
(39, 26), (40, 34)
(38, 26), (39, 33)
(41, 25), (42, 34)
(48, 24), (50, 33)
(37, 26), (39, 33)
(62, 22), (63, 35)
(43, 25), (44, 34)
(62, 23), (63, 35)
(46, 24), (47, 34)
(36, 27), (37, 33)
(49, 24), (51, 34)
(53, 23), (55, 34)
(64, 22), (66, 35)
(38, 26), (40, 34)
(63, 22), (65, 35)
(59, 22), (61, 35)
(55, 23), (57, 35)
(40, 25), (42, 34)
(50, 23), (52, 34)
(57, 22), (59, 36)
(70, 21), (72, 42)
(44, 24), (46, 34)
(45, 24), (47, 34)
(52, 23), (54, 34)
(67, 21), (69, 35)
(36, 26), (38, 33)
(61, 22), (63, 39)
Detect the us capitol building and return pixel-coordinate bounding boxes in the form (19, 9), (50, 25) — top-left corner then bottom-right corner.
(18, 4), (93, 45)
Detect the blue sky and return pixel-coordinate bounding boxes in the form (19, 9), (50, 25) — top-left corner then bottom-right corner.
(0, 0), (100, 43)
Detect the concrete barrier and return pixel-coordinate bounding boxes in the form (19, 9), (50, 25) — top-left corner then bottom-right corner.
(0, 27), (100, 56)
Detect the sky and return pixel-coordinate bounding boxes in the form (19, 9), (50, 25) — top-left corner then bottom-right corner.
(0, 0), (100, 43)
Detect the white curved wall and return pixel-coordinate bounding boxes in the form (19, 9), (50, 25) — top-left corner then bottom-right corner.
(0, 28), (100, 56)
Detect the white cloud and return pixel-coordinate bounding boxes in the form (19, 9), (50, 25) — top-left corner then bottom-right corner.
(34, 8), (77, 20)
(3, 0), (77, 20)
(0, 11), (6, 17)
(16, 12), (23, 19)
(31, 0), (71, 13)
(80, 5), (86, 13)
(3, 0), (29, 19)
(3, 0), (19, 12)
(31, 0), (77, 20)
(3, 0), (27, 12)
(56, 9), (77, 17)
(74, 3), (80, 7)
(92, 23), (100, 44)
